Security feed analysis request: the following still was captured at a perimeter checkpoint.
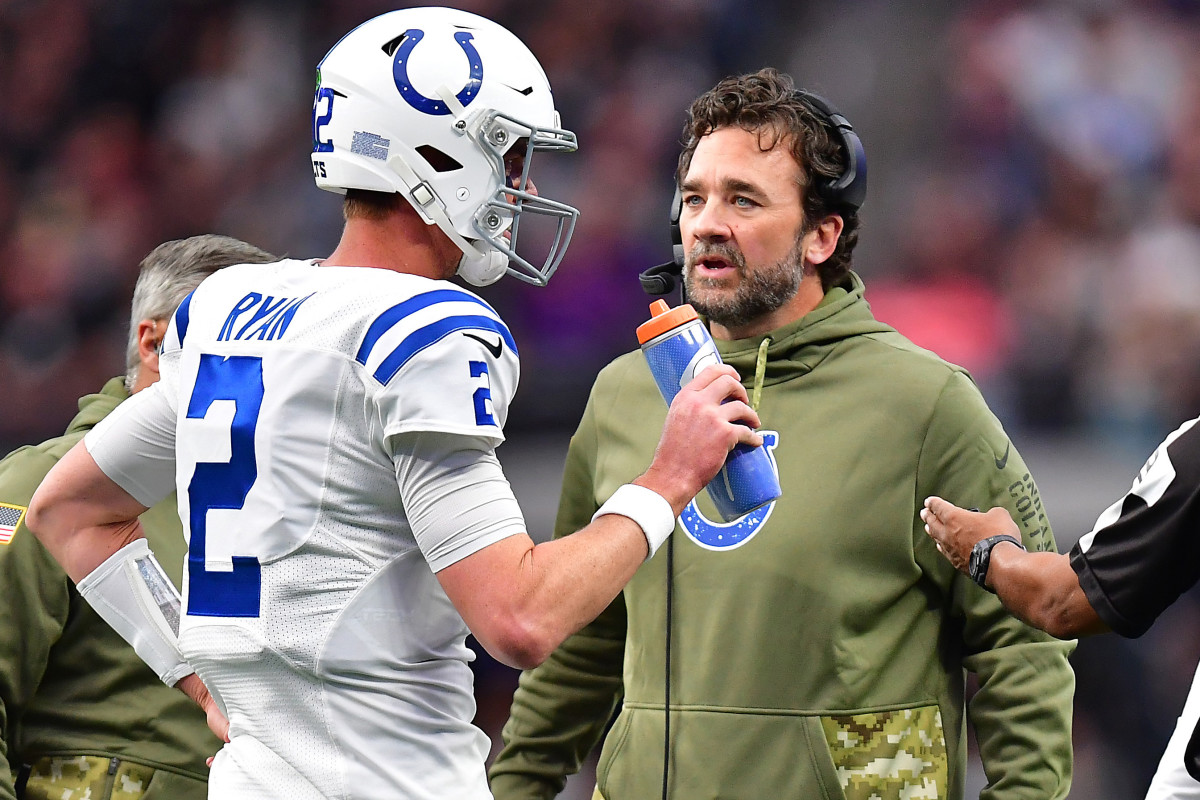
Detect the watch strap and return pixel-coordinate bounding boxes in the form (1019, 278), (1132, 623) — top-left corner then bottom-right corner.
(969, 533), (1025, 593)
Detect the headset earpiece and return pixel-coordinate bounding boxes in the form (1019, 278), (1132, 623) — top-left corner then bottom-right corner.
(793, 90), (868, 213)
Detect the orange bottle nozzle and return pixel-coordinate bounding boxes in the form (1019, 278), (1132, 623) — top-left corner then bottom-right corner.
(636, 300), (699, 344)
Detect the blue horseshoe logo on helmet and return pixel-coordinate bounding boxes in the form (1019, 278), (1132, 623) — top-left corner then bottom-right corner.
(393, 29), (482, 116)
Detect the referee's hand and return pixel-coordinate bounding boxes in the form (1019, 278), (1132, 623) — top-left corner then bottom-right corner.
(921, 497), (1018, 574)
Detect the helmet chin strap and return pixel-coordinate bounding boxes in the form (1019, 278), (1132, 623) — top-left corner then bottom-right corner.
(457, 250), (508, 286)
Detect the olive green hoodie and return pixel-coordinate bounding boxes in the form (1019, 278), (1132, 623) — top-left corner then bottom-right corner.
(490, 275), (1074, 800)
(0, 378), (219, 799)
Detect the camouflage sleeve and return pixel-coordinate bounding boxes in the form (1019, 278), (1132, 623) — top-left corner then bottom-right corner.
(488, 396), (627, 800)
(918, 371), (1075, 799)
(0, 448), (74, 800)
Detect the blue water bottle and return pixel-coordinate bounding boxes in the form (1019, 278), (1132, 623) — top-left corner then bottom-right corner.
(636, 299), (781, 522)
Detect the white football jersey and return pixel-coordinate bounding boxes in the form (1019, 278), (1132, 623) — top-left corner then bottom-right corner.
(87, 260), (526, 799)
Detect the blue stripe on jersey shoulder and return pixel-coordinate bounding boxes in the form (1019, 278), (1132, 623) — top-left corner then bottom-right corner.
(356, 288), (504, 365)
(374, 314), (517, 384)
(174, 290), (195, 345)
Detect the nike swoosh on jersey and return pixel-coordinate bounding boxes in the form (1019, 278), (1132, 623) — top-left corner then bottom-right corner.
(995, 442), (1011, 470)
(463, 332), (503, 358)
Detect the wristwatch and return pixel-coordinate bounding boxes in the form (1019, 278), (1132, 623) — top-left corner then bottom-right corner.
(968, 534), (1026, 593)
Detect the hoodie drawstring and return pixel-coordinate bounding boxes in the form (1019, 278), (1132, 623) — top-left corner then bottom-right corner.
(751, 336), (770, 412)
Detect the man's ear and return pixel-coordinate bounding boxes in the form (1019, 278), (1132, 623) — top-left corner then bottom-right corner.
(136, 319), (162, 379)
(804, 214), (844, 266)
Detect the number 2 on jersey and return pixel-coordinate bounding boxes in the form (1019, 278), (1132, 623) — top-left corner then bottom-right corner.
(185, 354), (264, 617)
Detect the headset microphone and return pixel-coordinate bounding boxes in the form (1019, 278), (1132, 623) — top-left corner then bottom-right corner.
(638, 262), (681, 296)
(639, 186), (685, 296)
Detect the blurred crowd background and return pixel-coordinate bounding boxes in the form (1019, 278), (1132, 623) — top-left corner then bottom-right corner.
(3, 0), (1200, 796)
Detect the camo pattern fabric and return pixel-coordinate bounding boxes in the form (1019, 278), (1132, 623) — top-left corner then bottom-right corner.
(821, 705), (948, 800)
(21, 756), (157, 800)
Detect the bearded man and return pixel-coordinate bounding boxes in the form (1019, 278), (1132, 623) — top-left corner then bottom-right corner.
(489, 67), (1076, 800)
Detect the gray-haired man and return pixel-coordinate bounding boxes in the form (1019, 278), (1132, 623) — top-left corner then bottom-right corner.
(0, 234), (274, 800)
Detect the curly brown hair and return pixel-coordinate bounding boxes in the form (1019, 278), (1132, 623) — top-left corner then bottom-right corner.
(676, 68), (860, 291)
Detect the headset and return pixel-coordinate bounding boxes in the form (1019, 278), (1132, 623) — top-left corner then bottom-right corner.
(639, 89), (867, 296)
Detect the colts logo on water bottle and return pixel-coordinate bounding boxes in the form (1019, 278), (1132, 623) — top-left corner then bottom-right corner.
(678, 347), (720, 392)
(393, 29), (483, 115)
(681, 431), (779, 550)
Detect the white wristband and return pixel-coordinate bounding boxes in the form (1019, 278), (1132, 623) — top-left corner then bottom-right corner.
(77, 538), (191, 686)
(591, 484), (676, 559)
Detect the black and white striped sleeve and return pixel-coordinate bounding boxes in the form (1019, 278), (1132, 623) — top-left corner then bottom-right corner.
(1069, 417), (1200, 638)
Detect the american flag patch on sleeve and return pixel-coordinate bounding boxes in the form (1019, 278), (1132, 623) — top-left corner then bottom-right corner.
(0, 503), (26, 545)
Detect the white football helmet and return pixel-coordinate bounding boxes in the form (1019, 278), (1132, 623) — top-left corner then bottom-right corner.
(311, 7), (579, 287)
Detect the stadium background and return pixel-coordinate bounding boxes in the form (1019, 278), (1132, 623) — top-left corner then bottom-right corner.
(2, 0), (1199, 795)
